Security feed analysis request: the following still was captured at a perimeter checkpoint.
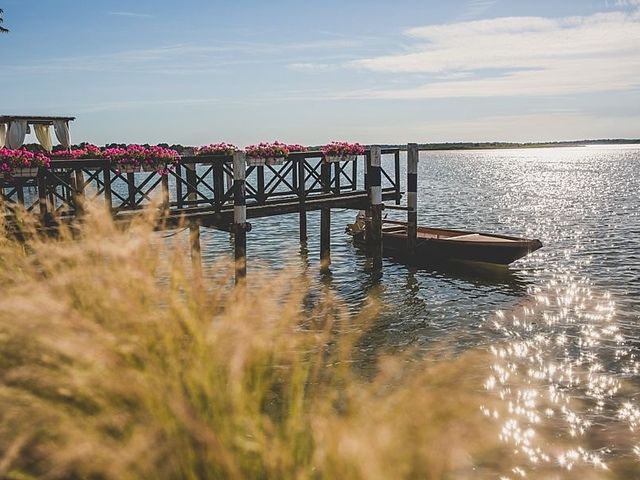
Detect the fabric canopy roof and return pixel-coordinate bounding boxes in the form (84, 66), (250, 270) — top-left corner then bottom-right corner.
(0, 115), (75, 151)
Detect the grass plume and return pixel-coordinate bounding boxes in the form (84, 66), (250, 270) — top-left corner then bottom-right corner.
(0, 202), (628, 479)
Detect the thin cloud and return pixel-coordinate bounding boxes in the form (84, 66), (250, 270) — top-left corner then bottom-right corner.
(288, 63), (331, 72)
(349, 10), (640, 99)
(462, 0), (498, 19)
(107, 11), (154, 18)
(3, 38), (365, 76)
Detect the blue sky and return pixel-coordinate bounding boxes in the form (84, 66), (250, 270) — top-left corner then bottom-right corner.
(1, 0), (639, 146)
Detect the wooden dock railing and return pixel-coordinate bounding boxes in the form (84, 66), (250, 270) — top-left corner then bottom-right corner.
(1, 147), (410, 280)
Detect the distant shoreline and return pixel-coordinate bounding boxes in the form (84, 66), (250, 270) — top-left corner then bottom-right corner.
(376, 139), (640, 151)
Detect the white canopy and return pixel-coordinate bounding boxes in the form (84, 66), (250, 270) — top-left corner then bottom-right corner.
(0, 115), (75, 151)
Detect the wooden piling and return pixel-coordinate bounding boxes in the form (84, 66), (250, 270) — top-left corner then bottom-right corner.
(190, 221), (202, 276)
(320, 207), (331, 269)
(71, 169), (85, 216)
(368, 146), (383, 269)
(407, 143), (418, 256)
(297, 157), (307, 244)
(37, 171), (48, 223)
(161, 174), (170, 214)
(103, 163), (112, 213)
(185, 162), (202, 275)
(126, 172), (136, 208)
(233, 151), (247, 283)
(320, 160), (331, 270)
(394, 150), (401, 205)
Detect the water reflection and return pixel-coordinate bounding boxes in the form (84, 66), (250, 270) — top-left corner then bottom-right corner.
(195, 145), (640, 475)
(483, 272), (639, 475)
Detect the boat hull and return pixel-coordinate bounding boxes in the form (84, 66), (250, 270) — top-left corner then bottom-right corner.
(352, 226), (542, 266)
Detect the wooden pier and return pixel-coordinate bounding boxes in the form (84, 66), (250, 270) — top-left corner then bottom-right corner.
(1, 146), (417, 281)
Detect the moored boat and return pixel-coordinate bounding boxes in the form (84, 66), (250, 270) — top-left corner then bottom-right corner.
(347, 219), (542, 266)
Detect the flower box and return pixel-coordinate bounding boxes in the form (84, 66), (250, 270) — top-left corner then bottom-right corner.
(11, 167), (39, 178)
(121, 165), (141, 173)
(1, 148), (50, 178)
(321, 142), (365, 164)
(195, 143), (237, 157)
(324, 154), (357, 163)
(245, 142), (289, 167)
(246, 157), (284, 167)
(143, 164), (157, 172)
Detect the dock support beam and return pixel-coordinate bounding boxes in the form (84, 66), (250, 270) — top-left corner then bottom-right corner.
(407, 143), (418, 256)
(190, 222), (202, 275)
(320, 161), (331, 271)
(298, 158), (307, 244)
(320, 207), (331, 270)
(233, 152), (247, 283)
(368, 146), (383, 269)
(185, 163), (202, 275)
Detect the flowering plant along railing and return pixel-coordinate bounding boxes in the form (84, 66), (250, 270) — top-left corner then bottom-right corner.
(50, 145), (104, 169)
(99, 145), (179, 173)
(142, 146), (180, 172)
(51, 147), (87, 159)
(285, 144), (308, 153)
(245, 141), (290, 166)
(321, 142), (366, 163)
(79, 144), (103, 159)
(0, 148), (51, 178)
(195, 143), (238, 156)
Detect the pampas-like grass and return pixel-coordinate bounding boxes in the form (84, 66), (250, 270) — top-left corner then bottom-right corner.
(0, 202), (620, 479)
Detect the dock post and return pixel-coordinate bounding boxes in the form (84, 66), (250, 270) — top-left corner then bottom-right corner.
(126, 172), (136, 208)
(320, 207), (331, 270)
(233, 151), (247, 283)
(103, 161), (113, 213)
(185, 162), (202, 275)
(368, 146), (383, 269)
(320, 159), (331, 271)
(37, 170), (49, 224)
(297, 157), (307, 244)
(74, 168), (86, 215)
(190, 220), (202, 276)
(407, 143), (419, 256)
(161, 173), (170, 214)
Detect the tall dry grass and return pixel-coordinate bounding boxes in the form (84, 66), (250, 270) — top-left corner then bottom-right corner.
(0, 203), (619, 479)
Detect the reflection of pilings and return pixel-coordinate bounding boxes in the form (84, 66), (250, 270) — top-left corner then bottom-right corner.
(367, 146), (383, 270)
(407, 143), (418, 256)
(233, 152), (247, 283)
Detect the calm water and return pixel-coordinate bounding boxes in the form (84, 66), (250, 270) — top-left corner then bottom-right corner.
(198, 145), (640, 475)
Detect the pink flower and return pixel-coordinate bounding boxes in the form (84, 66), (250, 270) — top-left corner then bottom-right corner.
(0, 148), (51, 171)
(321, 141), (365, 157)
(195, 143), (238, 156)
(245, 142), (290, 159)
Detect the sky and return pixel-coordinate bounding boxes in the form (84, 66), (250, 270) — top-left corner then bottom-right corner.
(1, 0), (639, 146)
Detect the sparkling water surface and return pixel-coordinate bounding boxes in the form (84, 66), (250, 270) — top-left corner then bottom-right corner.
(198, 145), (640, 475)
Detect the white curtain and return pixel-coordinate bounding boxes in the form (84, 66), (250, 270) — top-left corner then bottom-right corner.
(53, 120), (70, 148)
(0, 124), (6, 148)
(34, 124), (53, 152)
(7, 120), (28, 149)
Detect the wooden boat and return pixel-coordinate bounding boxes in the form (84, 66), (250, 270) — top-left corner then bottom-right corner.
(348, 223), (543, 266)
